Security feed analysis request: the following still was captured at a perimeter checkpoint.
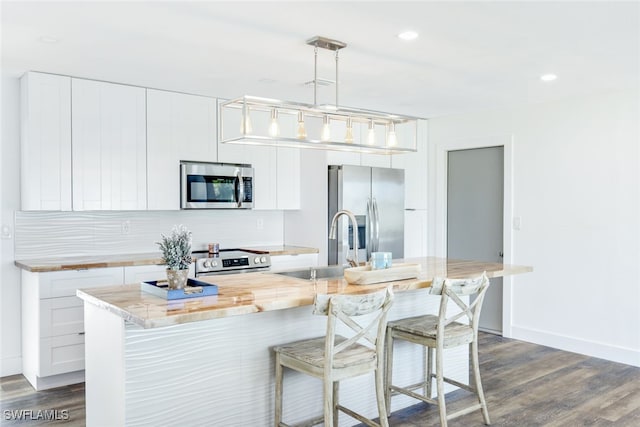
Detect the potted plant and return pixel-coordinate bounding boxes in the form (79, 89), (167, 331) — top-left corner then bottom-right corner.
(157, 224), (192, 290)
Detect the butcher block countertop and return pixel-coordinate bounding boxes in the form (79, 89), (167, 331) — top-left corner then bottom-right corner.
(77, 257), (532, 329)
(14, 245), (319, 272)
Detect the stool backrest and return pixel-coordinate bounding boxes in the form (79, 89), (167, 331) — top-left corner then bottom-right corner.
(313, 287), (394, 368)
(430, 272), (490, 335)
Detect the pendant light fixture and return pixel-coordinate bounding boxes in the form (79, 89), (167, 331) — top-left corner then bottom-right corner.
(219, 36), (420, 154)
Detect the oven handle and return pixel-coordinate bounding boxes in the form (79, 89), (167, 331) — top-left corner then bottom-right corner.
(235, 170), (245, 208)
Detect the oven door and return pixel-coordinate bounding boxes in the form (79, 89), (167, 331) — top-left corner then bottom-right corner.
(195, 266), (270, 277)
(181, 161), (253, 209)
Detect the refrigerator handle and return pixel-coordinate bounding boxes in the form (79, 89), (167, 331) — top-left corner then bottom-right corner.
(373, 198), (380, 252)
(366, 198), (373, 262)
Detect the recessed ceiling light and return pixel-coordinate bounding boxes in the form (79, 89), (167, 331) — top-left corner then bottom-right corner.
(540, 74), (557, 82)
(398, 31), (418, 41)
(38, 36), (59, 44)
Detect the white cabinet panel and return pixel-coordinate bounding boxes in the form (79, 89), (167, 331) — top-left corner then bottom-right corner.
(39, 334), (85, 377)
(20, 72), (72, 210)
(72, 78), (147, 210)
(270, 254), (319, 272)
(36, 267), (124, 299)
(40, 296), (84, 337)
(123, 264), (194, 284)
(147, 89), (217, 210)
(392, 119), (428, 209)
(218, 101), (300, 210)
(404, 209), (428, 258)
(276, 147), (301, 210)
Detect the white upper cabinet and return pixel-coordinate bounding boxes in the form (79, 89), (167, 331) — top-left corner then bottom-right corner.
(20, 72), (72, 210)
(218, 101), (300, 210)
(392, 119), (428, 209)
(147, 89), (217, 210)
(71, 79), (147, 210)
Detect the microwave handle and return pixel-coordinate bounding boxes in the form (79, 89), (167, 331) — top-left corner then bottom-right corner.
(236, 170), (244, 208)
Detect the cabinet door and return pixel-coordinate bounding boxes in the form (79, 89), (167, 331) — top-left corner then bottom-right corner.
(269, 254), (319, 272)
(40, 296), (84, 337)
(275, 113), (301, 209)
(392, 119), (428, 209)
(404, 209), (428, 258)
(218, 102), (277, 209)
(39, 334), (85, 377)
(72, 78), (147, 210)
(123, 264), (194, 284)
(20, 72), (72, 210)
(34, 267), (124, 299)
(147, 90), (217, 210)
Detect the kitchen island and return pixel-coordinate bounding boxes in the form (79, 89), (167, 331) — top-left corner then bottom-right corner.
(77, 257), (531, 426)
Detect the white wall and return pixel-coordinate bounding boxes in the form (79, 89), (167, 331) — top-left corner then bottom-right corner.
(428, 89), (640, 366)
(1, 76), (22, 375)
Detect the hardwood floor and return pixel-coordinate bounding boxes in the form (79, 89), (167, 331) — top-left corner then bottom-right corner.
(1, 333), (639, 426)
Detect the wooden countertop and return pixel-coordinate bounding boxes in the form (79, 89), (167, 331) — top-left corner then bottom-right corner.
(77, 257), (532, 329)
(14, 246), (319, 272)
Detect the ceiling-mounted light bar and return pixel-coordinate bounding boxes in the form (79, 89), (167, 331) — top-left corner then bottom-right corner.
(219, 36), (421, 155)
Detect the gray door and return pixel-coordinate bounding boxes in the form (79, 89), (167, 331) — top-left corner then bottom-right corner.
(447, 146), (504, 334)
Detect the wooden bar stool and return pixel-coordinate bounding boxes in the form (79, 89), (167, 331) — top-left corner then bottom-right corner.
(274, 287), (394, 427)
(385, 273), (491, 427)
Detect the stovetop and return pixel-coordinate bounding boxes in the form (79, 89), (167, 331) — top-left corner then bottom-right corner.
(193, 248), (271, 276)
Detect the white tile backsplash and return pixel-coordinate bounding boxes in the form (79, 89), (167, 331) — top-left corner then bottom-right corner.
(14, 210), (284, 259)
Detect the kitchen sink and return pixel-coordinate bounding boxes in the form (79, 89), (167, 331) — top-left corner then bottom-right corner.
(273, 265), (346, 280)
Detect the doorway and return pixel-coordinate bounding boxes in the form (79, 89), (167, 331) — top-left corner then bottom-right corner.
(447, 146), (504, 334)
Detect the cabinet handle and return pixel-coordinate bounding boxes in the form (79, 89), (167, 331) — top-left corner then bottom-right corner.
(78, 332), (85, 336)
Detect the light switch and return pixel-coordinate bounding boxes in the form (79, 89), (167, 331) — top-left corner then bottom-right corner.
(1, 224), (12, 239)
(512, 216), (522, 230)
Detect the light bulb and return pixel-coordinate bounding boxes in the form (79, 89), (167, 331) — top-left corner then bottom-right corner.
(321, 115), (331, 142)
(367, 119), (376, 145)
(240, 109), (252, 135)
(386, 122), (397, 147)
(296, 111), (306, 139)
(345, 117), (354, 144)
(268, 109), (280, 137)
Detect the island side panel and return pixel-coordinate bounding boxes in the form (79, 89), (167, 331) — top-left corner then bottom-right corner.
(84, 302), (126, 426)
(118, 289), (467, 426)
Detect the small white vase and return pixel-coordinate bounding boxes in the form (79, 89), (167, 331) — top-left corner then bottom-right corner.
(166, 269), (189, 290)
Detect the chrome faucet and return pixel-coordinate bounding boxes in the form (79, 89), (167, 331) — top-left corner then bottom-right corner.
(329, 210), (360, 268)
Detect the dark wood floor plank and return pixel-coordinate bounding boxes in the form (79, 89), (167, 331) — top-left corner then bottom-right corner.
(2, 333), (639, 427)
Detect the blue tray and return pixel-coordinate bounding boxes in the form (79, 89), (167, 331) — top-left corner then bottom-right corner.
(141, 278), (218, 300)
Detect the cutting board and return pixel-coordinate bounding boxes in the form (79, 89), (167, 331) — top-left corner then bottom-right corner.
(344, 263), (421, 285)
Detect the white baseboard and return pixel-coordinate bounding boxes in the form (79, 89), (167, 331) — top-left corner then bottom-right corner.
(511, 325), (640, 367)
(1, 356), (22, 377)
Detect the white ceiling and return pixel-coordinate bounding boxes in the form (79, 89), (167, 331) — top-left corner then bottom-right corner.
(2, 1), (639, 118)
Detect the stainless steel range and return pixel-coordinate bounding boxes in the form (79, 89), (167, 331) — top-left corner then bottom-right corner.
(194, 249), (271, 277)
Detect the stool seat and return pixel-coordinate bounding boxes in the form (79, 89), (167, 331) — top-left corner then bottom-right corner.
(387, 315), (474, 348)
(274, 336), (376, 371)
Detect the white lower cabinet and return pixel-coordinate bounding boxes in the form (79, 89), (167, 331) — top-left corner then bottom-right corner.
(404, 209), (428, 258)
(269, 253), (319, 272)
(123, 264), (193, 284)
(21, 267), (124, 391)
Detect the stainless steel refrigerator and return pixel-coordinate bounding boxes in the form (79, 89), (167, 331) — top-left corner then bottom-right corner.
(328, 165), (404, 266)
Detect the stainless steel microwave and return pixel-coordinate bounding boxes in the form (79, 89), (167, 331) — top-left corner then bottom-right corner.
(180, 161), (254, 209)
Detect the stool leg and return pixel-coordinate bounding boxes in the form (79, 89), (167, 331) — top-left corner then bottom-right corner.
(375, 354), (390, 427)
(426, 347), (433, 398)
(275, 354), (283, 427)
(384, 332), (394, 410)
(435, 345), (447, 427)
(333, 381), (339, 426)
(324, 372), (334, 427)
(471, 340), (491, 425)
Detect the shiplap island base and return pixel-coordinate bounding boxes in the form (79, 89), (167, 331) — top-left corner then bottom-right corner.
(78, 257), (531, 426)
